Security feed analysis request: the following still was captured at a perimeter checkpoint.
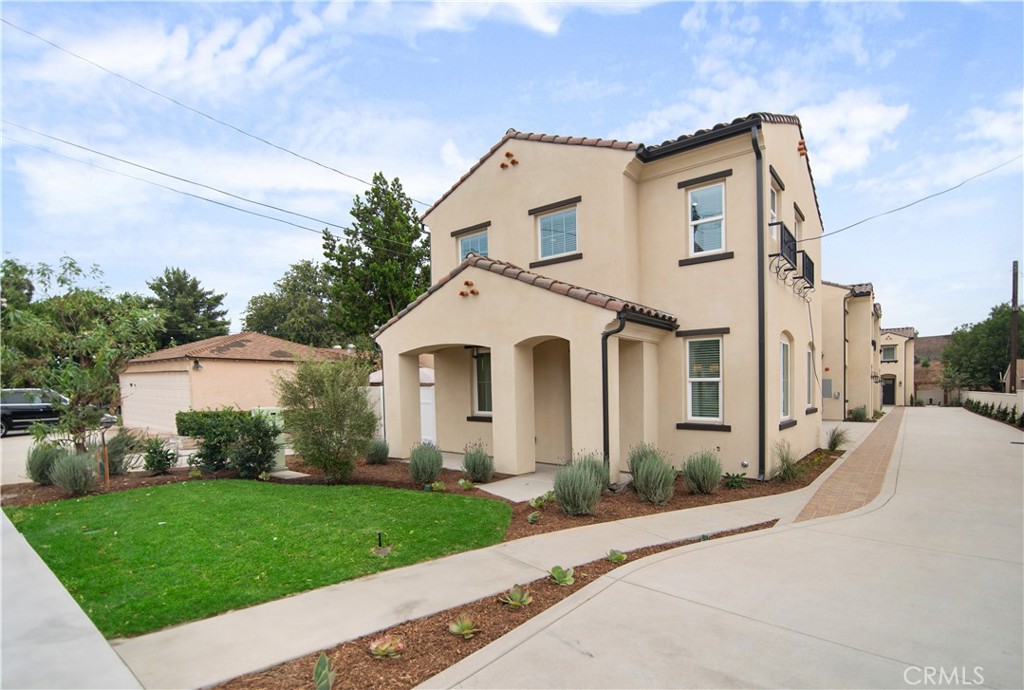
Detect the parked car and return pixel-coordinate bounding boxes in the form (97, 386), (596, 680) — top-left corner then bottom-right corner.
(0, 388), (115, 437)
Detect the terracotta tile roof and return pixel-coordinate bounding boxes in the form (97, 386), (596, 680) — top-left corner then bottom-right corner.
(127, 332), (347, 365)
(374, 253), (677, 338)
(422, 129), (639, 220)
(882, 326), (918, 339)
(822, 279), (874, 297)
(637, 113), (803, 157)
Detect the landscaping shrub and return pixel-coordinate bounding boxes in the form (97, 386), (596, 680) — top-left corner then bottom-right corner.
(143, 438), (176, 475)
(276, 359), (377, 483)
(681, 449), (721, 494)
(773, 440), (802, 482)
(626, 442), (665, 478)
(105, 428), (145, 475)
(409, 442), (443, 485)
(553, 457), (604, 516)
(25, 442), (68, 485)
(366, 438), (390, 465)
(229, 413), (280, 479)
(849, 406), (869, 422)
(825, 426), (850, 453)
(49, 452), (96, 495)
(177, 409), (250, 473)
(571, 452), (608, 489)
(632, 452), (675, 505)
(461, 443), (494, 483)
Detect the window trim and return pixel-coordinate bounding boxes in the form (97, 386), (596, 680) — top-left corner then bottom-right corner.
(806, 348), (814, 407)
(881, 345), (897, 362)
(687, 182), (726, 258)
(458, 230), (488, 261)
(536, 206), (578, 261)
(686, 337), (723, 422)
(472, 348), (492, 416)
(781, 339), (791, 420)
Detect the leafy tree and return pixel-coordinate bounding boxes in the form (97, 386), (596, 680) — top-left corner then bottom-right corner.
(1, 257), (162, 449)
(322, 172), (430, 341)
(2, 258), (35, 311)
(942, 303), (1024, 390)
(275, 358), (377, 483)
(147, 267), (229, 348)
(242, 260), (344, 347)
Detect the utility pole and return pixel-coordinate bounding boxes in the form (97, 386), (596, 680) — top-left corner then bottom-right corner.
(1010, 260), (1018, 394)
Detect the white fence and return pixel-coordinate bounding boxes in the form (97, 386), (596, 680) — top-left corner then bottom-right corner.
(363, 386), (436, 444)
(963, 390), (1024, 411)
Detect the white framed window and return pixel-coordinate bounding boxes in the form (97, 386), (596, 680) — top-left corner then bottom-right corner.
(538, 207), (577, 259)
(806, 349), (814, 406)
(459, 231), (488, 260)
(781, 340), (791, 419)
(769, 186), (779, 241)
(793, 217), (802, 242)
(473, 348), (492, 415)
(688, 183), (724, 255)
(881, 345), (897, 362)
(687, 338), (722, 421)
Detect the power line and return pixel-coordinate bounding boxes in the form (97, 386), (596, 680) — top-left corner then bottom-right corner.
(2, 17), (432, 208)
(6, 133), (429, 255)
(3, 120), (348, 231)
(801, 153), (1023, 243)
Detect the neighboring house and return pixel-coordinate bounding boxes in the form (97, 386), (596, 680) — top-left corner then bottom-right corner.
(119, 333), (345, 434)
(879, 327), (917, 406)
(821, 281), (882, 420)
(1002, 358), (1024, 393)
(375, 113), (823, 482)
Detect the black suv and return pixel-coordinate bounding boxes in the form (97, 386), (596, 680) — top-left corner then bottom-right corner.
(0, 387), (78, 436)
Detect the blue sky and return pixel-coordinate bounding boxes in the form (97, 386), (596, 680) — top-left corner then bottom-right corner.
(2, 1), (1021, 337)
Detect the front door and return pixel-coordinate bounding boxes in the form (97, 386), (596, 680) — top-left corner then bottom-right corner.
(882, 379), (896, 405)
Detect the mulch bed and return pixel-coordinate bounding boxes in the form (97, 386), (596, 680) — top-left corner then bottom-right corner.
(216, 520), (777, 690)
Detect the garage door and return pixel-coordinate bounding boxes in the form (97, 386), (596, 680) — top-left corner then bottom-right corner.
(121, 372), (191, 434)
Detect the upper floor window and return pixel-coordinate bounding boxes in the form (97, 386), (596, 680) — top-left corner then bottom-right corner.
(538, 208), (577, 259)
(473, 348), (492, 415)
(689, 183), (724, 255)
(459, 231), (488, 260)
(881, 345), (897, 362)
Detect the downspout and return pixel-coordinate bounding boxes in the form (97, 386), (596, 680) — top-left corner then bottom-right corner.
(751, 125), (766, 481)
(601, 313), (627, 484)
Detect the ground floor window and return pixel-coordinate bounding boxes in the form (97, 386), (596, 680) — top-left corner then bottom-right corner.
(781, 339), (791, 419)
(687, 338), (721, 421)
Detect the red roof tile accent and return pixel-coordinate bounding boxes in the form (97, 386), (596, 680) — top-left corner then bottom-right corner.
(373, 254), (676, 338)
(127, 332), (346, 365)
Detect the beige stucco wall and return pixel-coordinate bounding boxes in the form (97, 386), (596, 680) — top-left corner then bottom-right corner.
(188, 360), (295, 411)
(821, 283), (847, 420)
(845, 295), (880, 416)
(879, 332), (914, 406)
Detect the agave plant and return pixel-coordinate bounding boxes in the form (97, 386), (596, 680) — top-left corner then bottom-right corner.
(458, 477), (475, 490)
(606, 549), (627, 563)
(527, 510), (541, 524)
(498, 584), (533, 609)
(368, 634), (405, 659)
(529, 494), (546, 509)
(448, 613), (481, 639)
(430, 480), (447, 492)
(549, 565), (575, 586)
(313, 652), (336, 690)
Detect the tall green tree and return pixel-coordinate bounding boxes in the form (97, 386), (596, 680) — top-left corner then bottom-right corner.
(942, 303), (1024, 390)
(147, 267), (229, 348)
(242, 260), (344, 347)
(2, 258), (35, 311)
(322, 172), (430, 340)
(2, 257), (162, 448)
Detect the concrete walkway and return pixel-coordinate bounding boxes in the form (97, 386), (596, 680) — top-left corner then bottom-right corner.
(422, 407), (1023, 689)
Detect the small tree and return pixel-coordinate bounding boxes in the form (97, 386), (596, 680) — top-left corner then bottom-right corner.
(275, 358), (377, 483)
(242, 260), (344, 347)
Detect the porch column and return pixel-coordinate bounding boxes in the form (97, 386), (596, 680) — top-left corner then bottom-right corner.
(642, 341), (660, 447)
(383, 351), (421, 459)
(490, 342), (536, 475)
(569, 337), (620, 484)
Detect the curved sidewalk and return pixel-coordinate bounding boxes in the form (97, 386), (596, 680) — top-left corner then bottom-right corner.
(421, 407), (1023, 689)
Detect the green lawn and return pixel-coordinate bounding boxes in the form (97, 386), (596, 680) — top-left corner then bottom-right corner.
(4, 480), (511, 638)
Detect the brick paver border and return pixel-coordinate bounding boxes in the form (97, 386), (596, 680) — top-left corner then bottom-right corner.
(796, 407), (905, 522)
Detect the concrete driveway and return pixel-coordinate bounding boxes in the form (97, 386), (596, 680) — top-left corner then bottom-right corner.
(423, 407), (1024, 689)
(1, 432), (35, 485)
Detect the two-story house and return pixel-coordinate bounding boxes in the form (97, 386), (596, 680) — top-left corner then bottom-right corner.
(374, 113), (823, 482)
(879, 327), (917, 406)
(821, 281), (882, 420)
